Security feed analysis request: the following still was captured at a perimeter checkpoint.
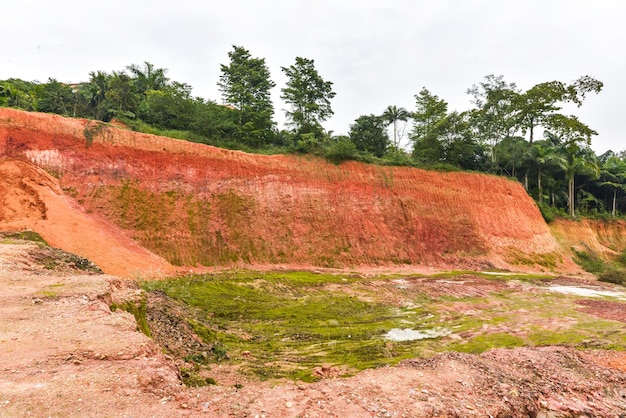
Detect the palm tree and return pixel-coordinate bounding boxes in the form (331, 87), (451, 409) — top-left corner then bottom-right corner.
(126, 62), (169, 95)
(544, 114), (599, 216)
(382, 105), (410, 149)
(599, 156), (626, 218)
(558, 143), (599, 217)
(530, 136), (564, 204)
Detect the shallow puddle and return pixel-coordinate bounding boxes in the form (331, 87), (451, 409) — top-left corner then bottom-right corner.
(548, 285), (626, 299)
(383, 327), (451, 341)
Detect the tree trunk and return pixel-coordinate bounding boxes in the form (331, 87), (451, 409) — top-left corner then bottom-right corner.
(612, 189), (617, 218)
(568, 175), (575, 217)
(537, 168), (542, 204)
(524, 171), (528, 191)
(393, 120), (398, 148)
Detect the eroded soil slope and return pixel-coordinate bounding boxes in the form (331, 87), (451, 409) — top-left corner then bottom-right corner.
(0, 158), (175, 277)
(0, 108), (574, 272)
(551, 218), (626, 259)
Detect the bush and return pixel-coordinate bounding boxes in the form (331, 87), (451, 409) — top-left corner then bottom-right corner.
(324, 139), (358, 164)
(537, 203), (564, 224)
(572, 249), (605, 274)
(598, 269), (626, 286)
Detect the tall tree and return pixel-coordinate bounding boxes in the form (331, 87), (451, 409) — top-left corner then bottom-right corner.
(218, 45), (276, 146)
(546, 114), (599, 216)
(411, 88), (448, 142)
(527, 137), (564, 204)
(516, 81), (566, 144)
(467, 75), (520, 166)
(382, 105), (409, 149)
(516, 76), (602, 144)
(598, 155), (626, 218)
(281, 57), (335, 137)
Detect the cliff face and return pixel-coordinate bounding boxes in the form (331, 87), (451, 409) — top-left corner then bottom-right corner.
(0, 108), (573, 273)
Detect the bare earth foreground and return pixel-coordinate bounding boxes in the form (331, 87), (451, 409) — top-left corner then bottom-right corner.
(1, 243), (625, 418)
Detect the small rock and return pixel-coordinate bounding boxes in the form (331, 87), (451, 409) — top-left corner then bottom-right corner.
(285, 401), (293, 408)
(33, 298), (43, 304)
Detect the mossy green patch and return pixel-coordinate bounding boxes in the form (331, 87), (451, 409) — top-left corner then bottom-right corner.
(0, 230), (48, 245)
(447, 333), (525, 354)
(140, 270), (626, 382)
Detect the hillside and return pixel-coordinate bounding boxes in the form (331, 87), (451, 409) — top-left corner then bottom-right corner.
(2, 109), (626, 417)
(0, 108), (578, 275)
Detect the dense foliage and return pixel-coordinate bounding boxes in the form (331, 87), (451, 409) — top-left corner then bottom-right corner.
(1, 47), (625, 219)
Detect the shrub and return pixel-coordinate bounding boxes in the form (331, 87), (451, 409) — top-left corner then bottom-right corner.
(324, 139), (358, 163)
(572, 249), (605, 274)
(537, 203), (564, 224)
(597, 269), (626, 286)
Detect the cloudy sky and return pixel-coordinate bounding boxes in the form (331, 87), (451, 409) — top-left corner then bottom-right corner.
(3, 0), (625, 152)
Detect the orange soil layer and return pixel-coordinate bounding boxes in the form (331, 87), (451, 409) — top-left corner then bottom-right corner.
(0, 108), (578, 274)
(551, 218), (626, 258)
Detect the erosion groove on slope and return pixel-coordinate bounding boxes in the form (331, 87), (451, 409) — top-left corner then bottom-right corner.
(1, 108), (571, 271)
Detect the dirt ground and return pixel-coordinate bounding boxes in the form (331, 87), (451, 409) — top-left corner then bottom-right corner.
(1, 243), (625, 418)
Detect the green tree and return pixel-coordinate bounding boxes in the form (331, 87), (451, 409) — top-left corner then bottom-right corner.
(137, 82), (195, 130)
(598, 155), (626, 218)
(83, 71), (112, 120)
(546, 114), (599, 216)
(467, 75), (520, 166)
(566, 75), (604, 106)
(105, 71), (140, 119)
(493, 136), (528, 180)
(191, 100), (238, 142)
(411, 88), (448, 163)
(516, 76), (602, 145)
(281, 57), (335, 138)
(126, 62), (169, 96)
(218, 45), (276, 146)
(411, 88), (447, 142)
(0, 79), (37, 110)
(516, 81), (566, 144)
(382, 105), (409, 149)
(348, 114), (389, 157)
(415, 110), (485, 170)
(528, 137), (564, 204)
(36, 78), (75, 116)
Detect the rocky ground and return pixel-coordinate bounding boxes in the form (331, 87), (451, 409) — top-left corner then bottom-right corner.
(1, 242), (625, 417)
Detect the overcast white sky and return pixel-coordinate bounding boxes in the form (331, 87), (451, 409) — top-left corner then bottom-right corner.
(2, 0), (625, 153)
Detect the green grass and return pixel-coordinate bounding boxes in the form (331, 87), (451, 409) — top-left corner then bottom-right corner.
(140, 270), (626, 382)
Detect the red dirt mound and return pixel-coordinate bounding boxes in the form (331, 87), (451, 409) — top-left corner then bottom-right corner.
(0, 108), (577, 273)
(0, 158), (175, 277)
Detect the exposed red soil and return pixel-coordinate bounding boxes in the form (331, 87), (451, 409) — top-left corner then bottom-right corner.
(575, 299), (626, 323)
(1, 243), (625, 418)
(0, 158), (176, 278)
(551, 218), (626, 259)
(0, 108), (578, 275)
